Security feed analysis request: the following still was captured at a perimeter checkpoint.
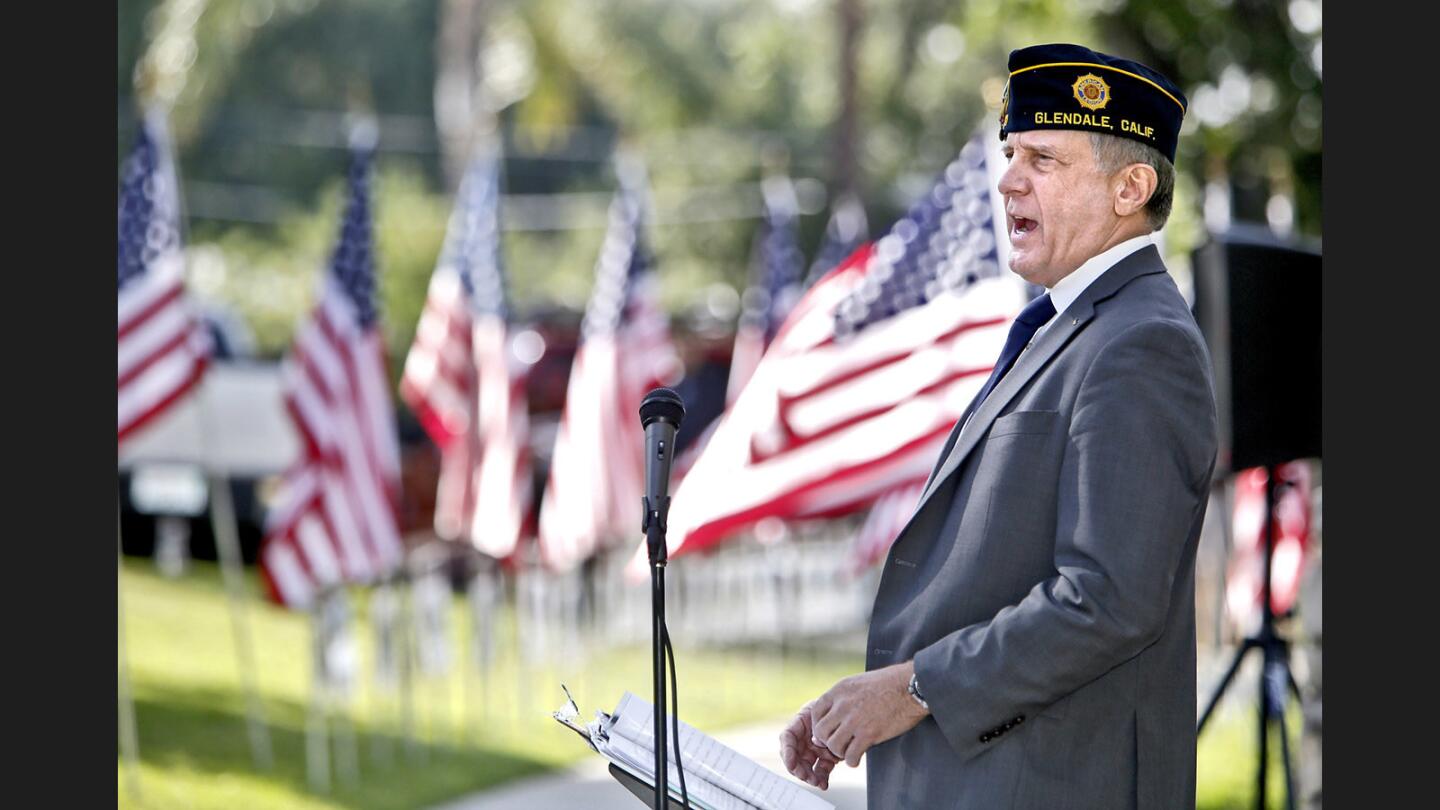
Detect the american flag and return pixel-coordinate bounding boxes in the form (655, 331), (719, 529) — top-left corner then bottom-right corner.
(673, 176), (807, 482)
(648, 128), (1028, 563)
(537, 156), (678, 572)
(726, 176), (806, 404)
(400, 150), (532, 559)
(117, 110), (210, 445)
(259, 135), (405, 608)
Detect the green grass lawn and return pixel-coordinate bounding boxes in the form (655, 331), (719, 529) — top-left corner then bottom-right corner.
(1197, 698), (1306, 810)
(118, 559), (1308, 809)
(117, 559), (863, 810)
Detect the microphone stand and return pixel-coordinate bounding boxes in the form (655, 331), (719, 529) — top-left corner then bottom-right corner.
(629, 388), (687, 809)
(643, 494), (670, 810)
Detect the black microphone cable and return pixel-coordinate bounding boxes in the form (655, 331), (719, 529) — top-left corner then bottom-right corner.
(663, 619), (691, 809)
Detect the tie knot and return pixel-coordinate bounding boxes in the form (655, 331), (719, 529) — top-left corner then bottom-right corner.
(1016, 294), (1056, 329)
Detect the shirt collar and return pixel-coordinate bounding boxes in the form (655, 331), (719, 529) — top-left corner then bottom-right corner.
(1045, 232), (1154, 316)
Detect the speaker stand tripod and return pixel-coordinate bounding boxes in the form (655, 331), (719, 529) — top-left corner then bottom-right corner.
(1197, 465), (1305, 810)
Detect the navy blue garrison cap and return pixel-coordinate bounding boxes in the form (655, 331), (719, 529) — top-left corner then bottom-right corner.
(1000, 43), (1188, 163)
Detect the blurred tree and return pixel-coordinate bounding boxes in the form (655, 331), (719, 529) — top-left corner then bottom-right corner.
(1096, 0), (1322, 235)
(118, 0), (1319, 364)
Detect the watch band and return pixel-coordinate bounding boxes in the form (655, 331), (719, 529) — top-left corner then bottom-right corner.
(908, 671), (929, 711)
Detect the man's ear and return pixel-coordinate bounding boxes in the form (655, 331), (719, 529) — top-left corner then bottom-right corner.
(1113, 163), (1158, 219)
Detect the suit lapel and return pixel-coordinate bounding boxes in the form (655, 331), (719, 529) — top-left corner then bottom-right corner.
(908, 305), (1085, 517)
(906, 246), (1169, 522)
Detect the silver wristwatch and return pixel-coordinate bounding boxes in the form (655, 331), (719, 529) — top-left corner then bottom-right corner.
(907, 671), (929, 711)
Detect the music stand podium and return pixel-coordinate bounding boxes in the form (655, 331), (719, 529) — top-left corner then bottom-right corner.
(609, 762), (698, 810)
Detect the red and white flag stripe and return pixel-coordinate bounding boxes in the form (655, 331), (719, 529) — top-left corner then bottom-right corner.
(538, 337), (628, 571)
(118, 253), (209, 443)
(402, 263), (481, 541)
(627, 246), (1025, 575)
(622, 128), (1024, 573)
(117, 111), (209, 445)
(263, 293), (404, 605)
(399, 152), (532, 559)
(538, 190), (677, 572)
(260, 145), (404, 608)
(401, 265), (475, 450)
(468, 317), (533, 559)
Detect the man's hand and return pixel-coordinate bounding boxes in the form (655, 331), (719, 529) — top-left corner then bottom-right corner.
(810, 661), (928, 768)
(779, 700), (842, 789)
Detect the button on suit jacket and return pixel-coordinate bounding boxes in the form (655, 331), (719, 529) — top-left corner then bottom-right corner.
(865, 245), (1218, 809)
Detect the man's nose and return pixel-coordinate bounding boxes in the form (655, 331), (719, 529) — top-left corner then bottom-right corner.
(996, 161), (1026, 198)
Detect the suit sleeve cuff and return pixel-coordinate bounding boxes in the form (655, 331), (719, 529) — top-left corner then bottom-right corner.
(913, 642), (989, 763)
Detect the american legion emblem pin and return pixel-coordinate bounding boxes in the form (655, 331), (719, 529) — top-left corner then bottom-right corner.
(1071, 73), (1111, 111)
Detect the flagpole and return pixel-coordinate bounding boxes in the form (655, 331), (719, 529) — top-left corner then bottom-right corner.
(328, 588), (361, 788)
(134, 14), (274, 770)
(207, 466), (276, 771)
(118, 497), (143, 802)
(428, 549), (453, 748)
(158, 104), (274, 772)
(400, 568), (421, 763)
(464, 549), (496, 745)
(306, 590), (332, 793)
(461, 552), (475, 746)
(368, 574), (399, 769)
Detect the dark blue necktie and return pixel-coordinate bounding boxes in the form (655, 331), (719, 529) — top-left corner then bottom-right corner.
(921, 293), (1058, 493)
(967, 293), (1056, 416)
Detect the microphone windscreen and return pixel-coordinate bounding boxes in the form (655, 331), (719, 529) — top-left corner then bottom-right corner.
(639, 387), (686, 428)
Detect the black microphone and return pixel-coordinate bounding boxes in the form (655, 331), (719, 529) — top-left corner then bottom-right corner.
(639, 387), (686, 555)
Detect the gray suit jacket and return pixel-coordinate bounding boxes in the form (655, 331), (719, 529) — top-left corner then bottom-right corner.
(864, 245), (1218, 809)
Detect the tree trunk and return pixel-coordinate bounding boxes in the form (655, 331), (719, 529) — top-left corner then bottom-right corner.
(833, 0), (863, 201)
(434, 0), (493, 190)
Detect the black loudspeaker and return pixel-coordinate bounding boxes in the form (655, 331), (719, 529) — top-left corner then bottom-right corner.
(1191, 224), (1321, 476)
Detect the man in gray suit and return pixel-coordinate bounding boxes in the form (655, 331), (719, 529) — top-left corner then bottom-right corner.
(780, 43), (1217, 808)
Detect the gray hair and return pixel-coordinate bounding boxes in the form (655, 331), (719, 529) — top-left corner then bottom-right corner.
(1089, 132), (1175, 231)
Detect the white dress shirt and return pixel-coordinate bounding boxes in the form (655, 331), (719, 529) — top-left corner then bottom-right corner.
(954, 233), (1156, 438)
(1030, 232), (1154, 344)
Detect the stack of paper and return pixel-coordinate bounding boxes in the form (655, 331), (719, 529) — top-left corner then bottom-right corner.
(554, 688), (835, 810)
